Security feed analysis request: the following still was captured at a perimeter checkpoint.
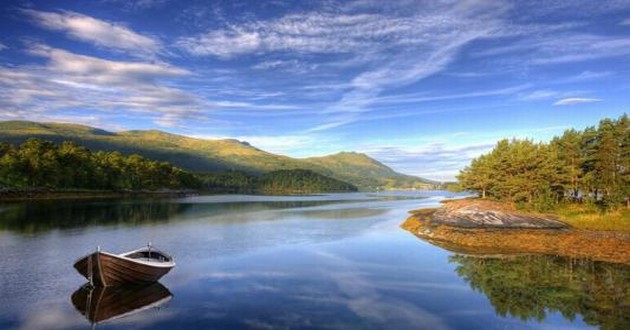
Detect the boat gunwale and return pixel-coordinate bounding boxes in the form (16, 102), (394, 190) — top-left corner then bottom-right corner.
(74, 247), (176, 269)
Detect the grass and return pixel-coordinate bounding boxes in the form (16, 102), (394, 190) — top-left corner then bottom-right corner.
(552, 204), (630, 231)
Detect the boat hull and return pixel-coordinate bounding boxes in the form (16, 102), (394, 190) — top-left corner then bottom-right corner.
(74, 251), (174, 287)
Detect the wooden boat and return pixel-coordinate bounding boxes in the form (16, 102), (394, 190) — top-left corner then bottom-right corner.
(71, 282), (172, 324)
(74, 244), (175, 287)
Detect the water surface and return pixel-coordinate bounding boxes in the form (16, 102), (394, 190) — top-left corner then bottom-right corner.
(0, 192), (627, 329)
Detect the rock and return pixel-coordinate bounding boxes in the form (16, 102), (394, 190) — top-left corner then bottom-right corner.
(431, 199), (569, 229)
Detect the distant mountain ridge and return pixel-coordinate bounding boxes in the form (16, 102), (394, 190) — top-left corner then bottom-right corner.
(0, 121), (435, 190)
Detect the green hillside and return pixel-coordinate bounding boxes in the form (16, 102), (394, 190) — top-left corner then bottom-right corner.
(0, 121), (433, 190)
(304, 152), (436, 189)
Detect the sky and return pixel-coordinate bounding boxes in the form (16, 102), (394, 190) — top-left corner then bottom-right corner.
(0, 0), (628, 181)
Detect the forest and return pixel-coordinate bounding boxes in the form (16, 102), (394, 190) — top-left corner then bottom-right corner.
(457, 114), (629, 211)
(0, 138), (358, 194)
(0, 138), (200, 190)
(200, 169), (358, 194)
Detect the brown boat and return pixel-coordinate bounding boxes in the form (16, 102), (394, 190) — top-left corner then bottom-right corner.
(71, 282), (172, 324)
(74, 245), (175, 287)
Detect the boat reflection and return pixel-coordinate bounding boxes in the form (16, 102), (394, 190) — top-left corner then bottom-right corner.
(71, 282), (172, 325)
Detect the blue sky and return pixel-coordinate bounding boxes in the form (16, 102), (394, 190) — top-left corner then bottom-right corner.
(0, 0), (628, 181)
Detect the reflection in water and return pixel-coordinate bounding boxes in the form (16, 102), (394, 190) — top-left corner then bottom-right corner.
(71, 282), (172, 325)
(0, 199), (191, 233)
(0, 198), (356, 234)
(450, 254), (630, 329)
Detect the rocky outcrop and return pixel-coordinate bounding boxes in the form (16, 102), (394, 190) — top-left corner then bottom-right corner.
(401, 199), (630, 264)
(430, 199), (569, 229)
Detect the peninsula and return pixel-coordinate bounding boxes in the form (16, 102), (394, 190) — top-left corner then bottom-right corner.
(402, 199), (630, 264)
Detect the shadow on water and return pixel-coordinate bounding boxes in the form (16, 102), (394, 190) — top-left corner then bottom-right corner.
(449, 254), (630, 329)
(0, 198), (355, 234)
(71, 282), (172, 325)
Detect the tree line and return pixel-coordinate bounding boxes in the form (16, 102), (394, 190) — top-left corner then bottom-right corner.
(200, 169), (358, 194)
(0, 138), (358, 194)
(0, 138), (200, 190)
(457, 114), (629, 210)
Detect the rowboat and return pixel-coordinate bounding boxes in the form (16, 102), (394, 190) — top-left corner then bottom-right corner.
(71, 282), (172, 324)
(74, 244), (175, 287)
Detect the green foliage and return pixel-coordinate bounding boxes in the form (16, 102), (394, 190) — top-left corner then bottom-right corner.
(199, 169), (358, 194)
(0, 138), (201, 191)
(198, 170), (258, 193)
(258, 169), (357, 193)
(458, 114), (629, 211)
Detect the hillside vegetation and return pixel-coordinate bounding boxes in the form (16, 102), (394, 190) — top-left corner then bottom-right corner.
(0, 138), (358, 194)
(0, 138), (199, 190)
(0, 121), (433, 190)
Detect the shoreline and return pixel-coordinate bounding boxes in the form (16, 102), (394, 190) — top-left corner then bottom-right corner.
(0, 188), (199, 201)
(402, 200), (630, 264)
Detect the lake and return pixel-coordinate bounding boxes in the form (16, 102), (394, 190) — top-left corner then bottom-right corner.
(0, 192), (628, 329)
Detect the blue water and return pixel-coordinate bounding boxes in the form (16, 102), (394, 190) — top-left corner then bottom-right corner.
(0, 192), (625, 329)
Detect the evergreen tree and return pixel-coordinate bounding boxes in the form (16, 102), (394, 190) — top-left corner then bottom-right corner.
(457, 114), (629, 211)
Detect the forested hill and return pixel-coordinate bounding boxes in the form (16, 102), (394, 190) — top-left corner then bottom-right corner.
(0, 121), (433, 190)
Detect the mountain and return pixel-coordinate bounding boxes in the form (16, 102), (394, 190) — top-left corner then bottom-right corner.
(304, 152), (436, 189)
(0, 121), (434, 190)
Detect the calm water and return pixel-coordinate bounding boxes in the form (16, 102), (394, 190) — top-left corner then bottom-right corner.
(0, 192), (628, 329)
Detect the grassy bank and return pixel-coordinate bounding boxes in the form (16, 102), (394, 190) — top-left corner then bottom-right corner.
(445, 198), (630, 232)
(549, 204), (630, 231)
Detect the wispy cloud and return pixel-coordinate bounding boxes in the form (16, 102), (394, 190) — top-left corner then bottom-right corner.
(553, 97), (602, 106)
(376, 85), (530, 106)
(0, 42), (7, 51)
(476, 33), (630, 65)
(518, 89), (587, 101)
(0, 44), (204, 127)
(178, 0), (509, 131)
(177, 12), (408, 58)
(557, 71), (612, 83)
(621, 18), (630, 26)
(366, 142), (496, 181)
(23, 9), (161, 56)
(102, 0), (170, 10)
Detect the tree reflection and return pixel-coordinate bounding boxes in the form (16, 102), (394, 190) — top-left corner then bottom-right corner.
(0, 199), (191, 233)
(450, 254), (630, 329)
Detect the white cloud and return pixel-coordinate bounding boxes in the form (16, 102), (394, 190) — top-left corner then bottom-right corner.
(553, 98), (602, 106)
(177, 12), (386, 58)
(518, 89), (587, 101)
(476, 33), (630, 65)
(0, 45), (204, 128)
(188, 0), (508, 131)
(520, 90), (560, 101)
(24, 9), (161, 56)
(376, 85), (530, 105)
(366, 142), (496, 181)
(622, 18), (630, 26)
(0, 42), (7, 51)
(28, 45), (187, 84)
